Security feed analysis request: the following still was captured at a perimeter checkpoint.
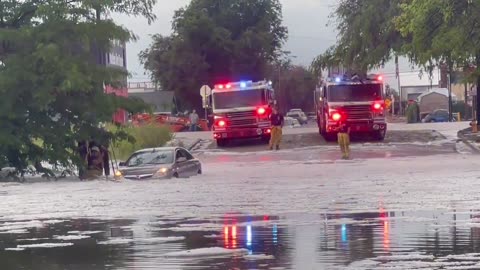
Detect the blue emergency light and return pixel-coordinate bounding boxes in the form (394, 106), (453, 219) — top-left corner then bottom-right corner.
(335, 77), (342, 83)
(240, 82), (247, 88)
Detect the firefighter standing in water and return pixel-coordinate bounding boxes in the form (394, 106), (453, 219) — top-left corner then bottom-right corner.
(337, 120), (351, 159)
(269, 107), (284, 150)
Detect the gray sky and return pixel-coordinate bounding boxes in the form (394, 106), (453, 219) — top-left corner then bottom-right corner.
(115, 0), (416, 88)
(115, 0), (338, 82)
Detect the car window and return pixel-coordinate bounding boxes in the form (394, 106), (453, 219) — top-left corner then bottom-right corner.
(126, 150), (174, 167)
(180, 149), (194, 160)
(175, 149), (185, 160)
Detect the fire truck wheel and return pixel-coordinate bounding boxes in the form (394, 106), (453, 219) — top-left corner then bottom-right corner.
(261, 136), (270, 144)
(216, 139), (227, 147)
(373, 130), (386, 141)
(324, 133), (337, 142)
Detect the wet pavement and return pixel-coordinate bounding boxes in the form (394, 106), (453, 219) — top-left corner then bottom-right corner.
(1, 129), (480, 269)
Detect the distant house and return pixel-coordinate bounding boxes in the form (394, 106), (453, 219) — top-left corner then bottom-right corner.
(399, 70), (440, 101)
(417, 88), (457, 118)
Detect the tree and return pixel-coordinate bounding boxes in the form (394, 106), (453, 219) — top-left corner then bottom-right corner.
(266, 63), (315, 113)
(140, 0), (288, 115)
(0, 0), (155, 175)
(395, 0), (480, 121)
(311, 0), (406, 74)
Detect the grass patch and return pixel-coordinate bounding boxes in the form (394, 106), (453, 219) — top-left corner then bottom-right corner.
(109, 124), (173, 160)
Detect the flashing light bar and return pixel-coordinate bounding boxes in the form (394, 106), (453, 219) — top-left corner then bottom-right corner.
(214, 80), (272, 90)
(330, 74), (384, 83)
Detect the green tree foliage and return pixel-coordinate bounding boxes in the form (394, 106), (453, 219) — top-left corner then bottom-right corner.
(140, 0), (288, 114)
(0, 0), (155, 174)
(396, 0), (480, 75)
(311, 0), (405, 73)
(267, 63), (316, 112)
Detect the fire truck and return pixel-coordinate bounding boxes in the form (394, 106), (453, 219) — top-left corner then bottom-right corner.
(206, 80), (275, 146)
(314, 74), (387, 141)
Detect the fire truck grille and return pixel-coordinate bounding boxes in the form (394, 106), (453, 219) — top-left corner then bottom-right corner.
(344, 105), (372, 120)
(226, 111), (256, 118)
(230, 118), (257, 127)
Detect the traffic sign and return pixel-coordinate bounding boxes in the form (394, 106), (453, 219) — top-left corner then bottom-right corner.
(200, 85), (211, 98)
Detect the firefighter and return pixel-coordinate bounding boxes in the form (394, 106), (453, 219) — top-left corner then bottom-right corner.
(337, 120), (351, 159)
(269, 106), (284, 150)
(79, 141), (110, 180)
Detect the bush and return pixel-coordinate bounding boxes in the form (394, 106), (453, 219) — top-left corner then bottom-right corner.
(109, 124), (173, 160)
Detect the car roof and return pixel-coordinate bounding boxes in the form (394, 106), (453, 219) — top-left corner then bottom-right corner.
(133, 147), (181, 154)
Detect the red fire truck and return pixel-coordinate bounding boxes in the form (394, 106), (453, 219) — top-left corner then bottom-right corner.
(314, 74), (387, 141)
(207, 80), (275, 147)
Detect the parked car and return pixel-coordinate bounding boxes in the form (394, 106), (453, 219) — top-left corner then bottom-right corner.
(286, 111), (308, 125)
(422, 109), (450, 123)
(118, 147), (202, 180)
(284, 117), (302, 128)
(307, 112), (317, 121)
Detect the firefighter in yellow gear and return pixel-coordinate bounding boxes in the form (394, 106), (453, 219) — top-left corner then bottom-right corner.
(269, 107), (284, 150)
(337, 121), (351, 159)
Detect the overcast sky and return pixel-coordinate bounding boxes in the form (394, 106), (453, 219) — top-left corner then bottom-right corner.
(115, 0), (337, 81)
(115, 0), (415, 88)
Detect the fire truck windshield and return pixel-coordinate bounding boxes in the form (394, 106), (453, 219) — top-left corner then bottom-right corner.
(328, 84), (382, 102)
(213, 89), (267, 109)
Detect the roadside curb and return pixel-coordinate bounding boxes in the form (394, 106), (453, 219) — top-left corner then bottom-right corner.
(457, 129), (480, 154)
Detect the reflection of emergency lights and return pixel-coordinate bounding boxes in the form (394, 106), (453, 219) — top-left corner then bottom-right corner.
(224, 225), (238, 249)
(341, 224), (348, 243)
(273, 224), (278, 244)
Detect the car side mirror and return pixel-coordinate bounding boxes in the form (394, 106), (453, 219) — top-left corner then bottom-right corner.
(176, 157), (187, 163)
(118, 162), (126, 167)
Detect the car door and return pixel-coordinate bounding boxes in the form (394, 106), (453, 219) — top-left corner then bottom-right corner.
(174, 149), (188, 177)
(179, 149), (197, 176)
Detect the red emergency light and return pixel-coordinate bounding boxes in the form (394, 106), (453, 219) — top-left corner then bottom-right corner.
(218, 120), (226, 127)
(332, 112), (342, 121)
(373, 103), (383, 110)
(257, 107), (266, 115)
(377, 75), (383, 81)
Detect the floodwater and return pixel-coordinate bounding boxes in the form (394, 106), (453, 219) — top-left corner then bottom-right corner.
(2, 210), (480, 269)
(1, 140), (479, 269)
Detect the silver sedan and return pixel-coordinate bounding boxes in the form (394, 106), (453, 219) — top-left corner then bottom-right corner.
(117, 147), (202, 180)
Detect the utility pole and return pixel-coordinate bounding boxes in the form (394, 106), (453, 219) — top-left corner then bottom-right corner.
(395, 56), (402, 115)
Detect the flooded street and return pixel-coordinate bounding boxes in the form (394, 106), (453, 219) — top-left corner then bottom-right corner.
(2, 138), (480, 269)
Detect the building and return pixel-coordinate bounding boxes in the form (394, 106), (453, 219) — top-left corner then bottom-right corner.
(416, 88), (457, 118)
(399, 70), (440, 101)
(127, 81), (174, 113)
(93, 39), (129, 124)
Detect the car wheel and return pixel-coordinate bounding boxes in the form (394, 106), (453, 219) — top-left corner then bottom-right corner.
(198, 168), (202, 175)
(173, 172), (179, 178)
(373, 129), (386, 141)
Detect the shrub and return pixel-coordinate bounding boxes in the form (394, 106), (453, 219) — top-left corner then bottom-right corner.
(109, 124), (173, 160)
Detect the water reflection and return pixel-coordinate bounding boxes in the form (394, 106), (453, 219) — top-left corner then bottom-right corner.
(3, 210), (480, 269)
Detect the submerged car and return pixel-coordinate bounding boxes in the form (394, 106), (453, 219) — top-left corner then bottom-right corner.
(118, 147), (202, 180)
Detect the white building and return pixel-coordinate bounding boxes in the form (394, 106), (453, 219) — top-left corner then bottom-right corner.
(399, 70), (441, 101)
(127, 81), (159, 93)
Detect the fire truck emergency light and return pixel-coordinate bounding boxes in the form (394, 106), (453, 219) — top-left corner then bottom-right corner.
(257, 107), (266, 115)
(335, 77), (342, 83)
(377, 76), (383, 81)
(218, 120), (226, 127)
(332, 112), (342, 121)
(373, 103), (382, 110)
(240, 82), (247, 88)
